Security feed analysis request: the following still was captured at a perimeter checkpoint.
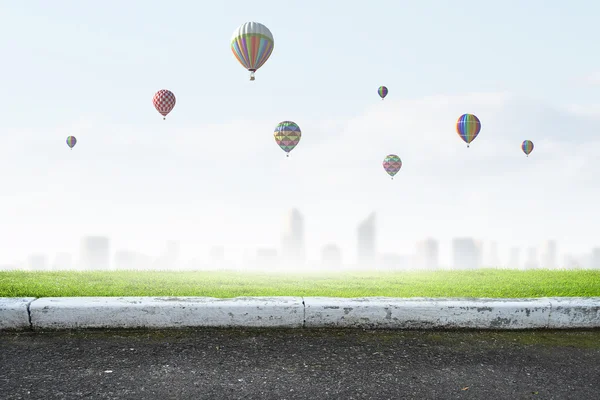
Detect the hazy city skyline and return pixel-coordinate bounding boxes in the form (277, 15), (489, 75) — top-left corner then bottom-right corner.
(4, 208), (599, 271)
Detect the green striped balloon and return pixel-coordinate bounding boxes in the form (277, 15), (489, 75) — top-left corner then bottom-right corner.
(66, 136), (77, 149)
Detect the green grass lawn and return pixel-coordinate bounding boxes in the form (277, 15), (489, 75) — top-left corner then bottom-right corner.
(1, 269), (600, 298)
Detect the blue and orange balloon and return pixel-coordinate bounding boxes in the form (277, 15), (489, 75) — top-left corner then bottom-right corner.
(456, 114), (481, 148)
(378, 86), (388, 100)
(522, 140), (534, 157)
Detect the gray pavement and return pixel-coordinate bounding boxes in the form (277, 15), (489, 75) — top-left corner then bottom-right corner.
(1, 328), (599, 400)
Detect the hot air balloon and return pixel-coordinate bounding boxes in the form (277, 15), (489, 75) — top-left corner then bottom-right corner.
(274, 121), (301, 157)
(66, 136), (77, 150)
(383, 154), (402, 179)
(231, 22), (274, 81)
(456, 114), (481, 148)
(153, 90), (176, 120)
(378, 86), (388, 100)
(522, 140), (534, 157)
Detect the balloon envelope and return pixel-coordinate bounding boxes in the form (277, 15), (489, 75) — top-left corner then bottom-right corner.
(383, 154), (402, 177)
(378, 86), (388, 99)
(231, 22), (274, 79)
(274, 121), (301, 155)
(153, 90), (176, 118)
(456, 114), (481, 145)
(66, 136), (77, 149)
(522, 140), (534, 155)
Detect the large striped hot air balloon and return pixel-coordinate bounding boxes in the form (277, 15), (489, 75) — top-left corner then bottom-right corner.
(274, 121), (301, 157)
(66, 136), (77, 150)
(522, 140), (534, 157)
(153, 90), (176, 120)
(456, 114), (481, 148)
(231, 22), (274, 81)
(383, 154), (402, 180)
(378, 86), (388, 100)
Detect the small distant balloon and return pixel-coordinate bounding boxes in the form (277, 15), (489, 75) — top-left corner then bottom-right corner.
(456, 114), (481, 148)
(378, 86), (388, 100)
(66, 136), (77, 150)
(274, 121), (301, 157)
(153, 90), (176, 120)
(522, 140), (534, 157)
(383, 154), (402, 179)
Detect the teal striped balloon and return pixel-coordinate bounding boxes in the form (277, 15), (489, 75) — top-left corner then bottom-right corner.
(456, 114), (481, 148)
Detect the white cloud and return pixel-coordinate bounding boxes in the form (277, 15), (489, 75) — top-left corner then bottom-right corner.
(581, 71), (600, 86)
(565, 104), (600, 119)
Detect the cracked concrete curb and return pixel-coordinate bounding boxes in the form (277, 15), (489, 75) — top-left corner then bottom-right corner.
(1, 297), (599, 331)
(0, 297), (36, 330)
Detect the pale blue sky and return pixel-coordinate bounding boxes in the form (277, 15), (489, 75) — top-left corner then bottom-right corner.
(1, 0), (599, 266)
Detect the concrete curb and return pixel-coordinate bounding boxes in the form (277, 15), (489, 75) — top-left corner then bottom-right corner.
(547, 297), (600, 328)
(1, 297), (599, 331)
(0, 297), (35, 330)
(29, 297), (304, 330)
(304, 297), (553, 329)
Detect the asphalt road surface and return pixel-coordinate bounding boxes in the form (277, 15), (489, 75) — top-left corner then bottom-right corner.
(1, 328), (599, 400)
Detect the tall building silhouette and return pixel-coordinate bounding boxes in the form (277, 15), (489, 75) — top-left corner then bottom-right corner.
(508, 247), (522, 269)
(591, 247), (600, 269)
(475, 240), (484, 267)
(52, 253), (73, 270)
(79, 236), (110, 270)
(415, 238), (439, 270)
(379, 253), (411, 271)
(540, 240), (557, 269)
(524, 247), (539, 269)
(321, 244), (342, 269)
(114, 250), (138, 270)
(209, 245), (225, 269)
(256, 248), (279, 270)
(357, 212), (376, 267)
(487, 241), (501, 267)
(281, 208), (306, 267)
(154, 240), (181, 270)
(165, 240), (180, 268)
(28, 254), (48, 270)
(563, 254), (582, 269)
(452, 238), (479, 269)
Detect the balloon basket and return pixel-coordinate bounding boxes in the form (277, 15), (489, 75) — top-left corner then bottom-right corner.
(250, 71), (256, 81)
